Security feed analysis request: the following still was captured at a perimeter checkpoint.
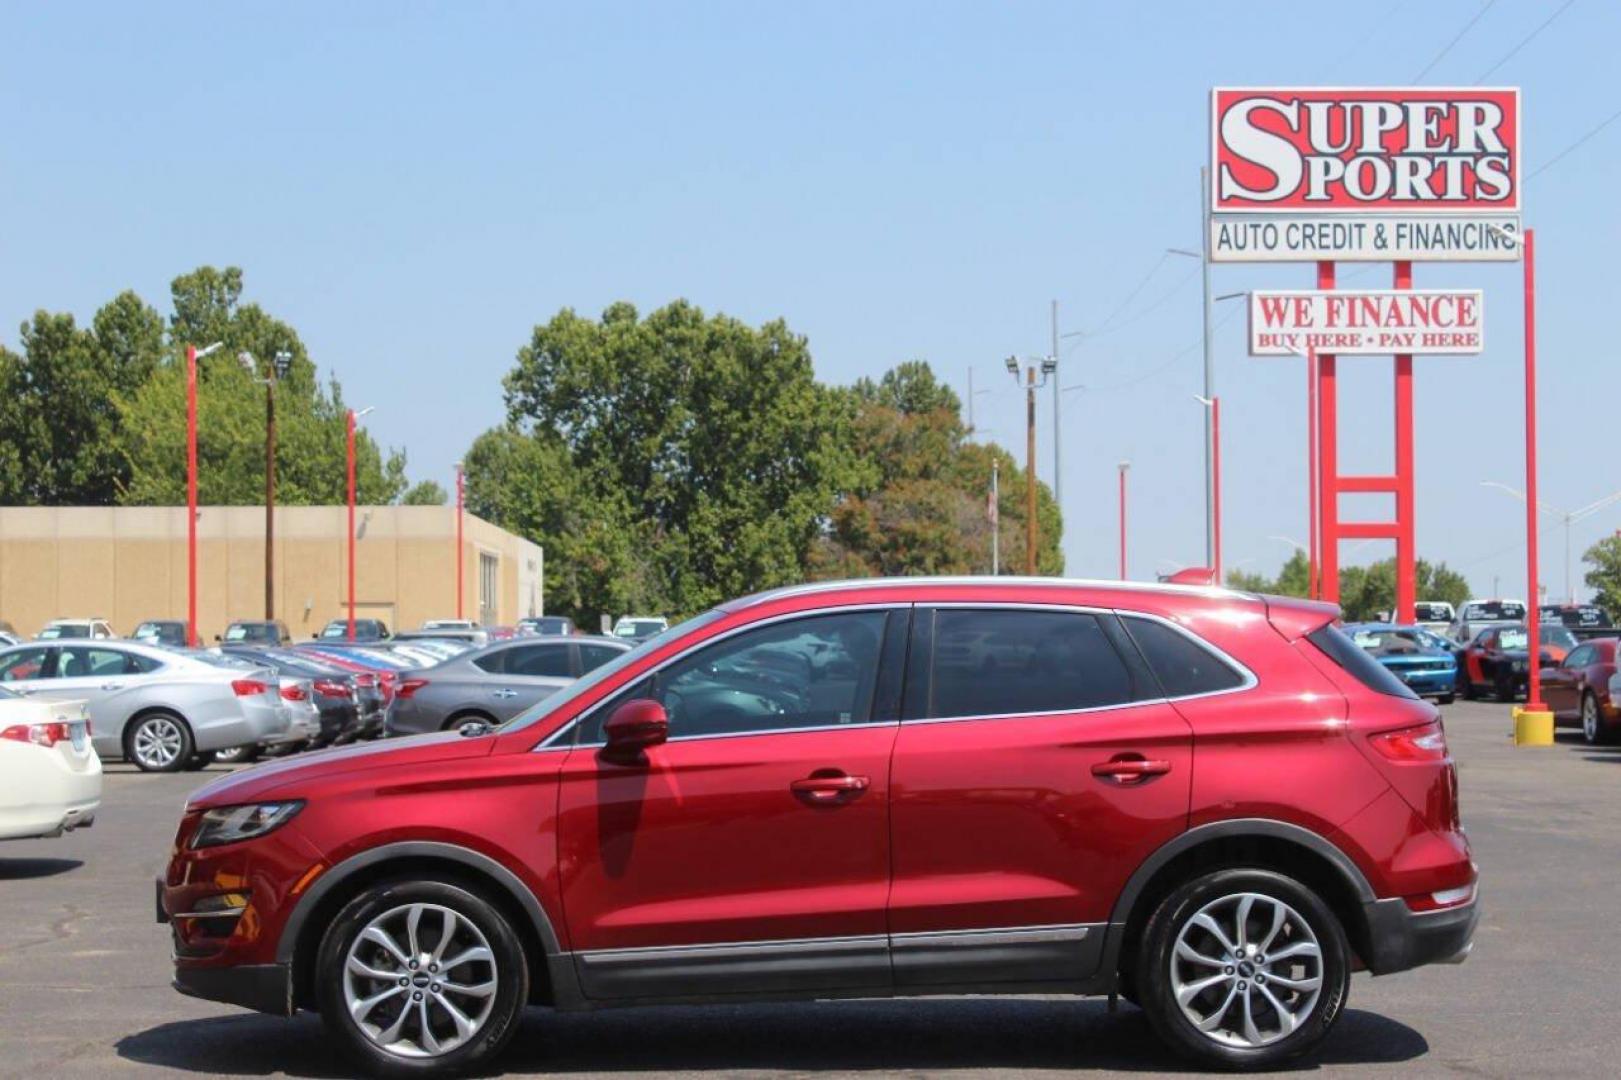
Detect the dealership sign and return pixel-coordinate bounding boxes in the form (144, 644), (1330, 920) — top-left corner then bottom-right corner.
(1248, 289), (1484, 355)
(1210, 87), (1521, 261)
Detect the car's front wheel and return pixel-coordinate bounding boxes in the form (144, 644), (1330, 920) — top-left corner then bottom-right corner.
(1581, 692), (1612, 745)
(124, 712), (194, 773)
(1137, 868), (1350, 1070)
(316, 879), (528, 1077)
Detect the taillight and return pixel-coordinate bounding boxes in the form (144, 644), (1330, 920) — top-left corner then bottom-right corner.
(280, 684), (309, 702)
(1, 722), (69, 747)
(231, 679), (270, 697)
(396, 678), (428, 700)
(1368, 720), (1449, 763)
(312, 679), (352, 698)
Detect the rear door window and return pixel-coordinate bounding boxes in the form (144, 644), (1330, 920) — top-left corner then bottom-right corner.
(1120, 616), (1247, 698)
(505, 644), (572, 678)
(580, 643), (625, 672)
(921, 609), (1136, 720)
(1308, 624), (1418, 700)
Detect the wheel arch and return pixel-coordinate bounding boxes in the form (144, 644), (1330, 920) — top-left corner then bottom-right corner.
(443, 709), (498, 731)
(1104, 819), (1376, 984)
(278, 841), (568, 1010)
(121, 704), (192, 752)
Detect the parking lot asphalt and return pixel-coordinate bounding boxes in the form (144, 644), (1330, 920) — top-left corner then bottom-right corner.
(3, 700), (1620, 1079)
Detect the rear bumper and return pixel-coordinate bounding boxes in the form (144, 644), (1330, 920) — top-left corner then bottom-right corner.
(1361, 895), (1479, 975)
(173, 961), (293, 1016)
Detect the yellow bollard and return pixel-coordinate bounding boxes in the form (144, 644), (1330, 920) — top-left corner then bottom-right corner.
(1512, 705), (1554, 746)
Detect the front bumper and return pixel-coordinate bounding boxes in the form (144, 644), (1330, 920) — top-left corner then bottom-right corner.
(1361, 895), (1479, 975)
(173, 961), (293, 1016)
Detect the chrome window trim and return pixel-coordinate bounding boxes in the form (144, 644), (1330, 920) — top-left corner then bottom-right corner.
(576, 922), (1099, 960)
(536, 602), (911, 751)
(724, 575), (1255, 612)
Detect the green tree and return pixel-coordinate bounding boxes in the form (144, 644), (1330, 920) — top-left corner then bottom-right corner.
(486, 301), (864, 622)
(1584, 535), (1621, 617)
(402, 480), (449, 506)
(117, 267), (406, 505)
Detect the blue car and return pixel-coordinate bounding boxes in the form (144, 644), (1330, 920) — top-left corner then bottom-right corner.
(1343, 622), (1458, 704)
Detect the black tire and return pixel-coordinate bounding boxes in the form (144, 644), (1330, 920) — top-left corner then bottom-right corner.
(1459, 669), (1477, 701)
(1137, 868), (1350, 1070)
(213, 744), (260, 765)
(123, 711), (195, 773)
(182, 751), (218, 771)
(1494, 671), (1516, 703)
(1436, 694), (1455, 706)
(1581, 691), (1613, 746)
(316, 878), (528, 1078)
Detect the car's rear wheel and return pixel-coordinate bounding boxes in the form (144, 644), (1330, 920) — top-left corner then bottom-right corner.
(1138, 868), (1349, 1070)
(316, 879), (528, 1077)
(124, 712), (194, 773)
(1581, 692), (1612, 745)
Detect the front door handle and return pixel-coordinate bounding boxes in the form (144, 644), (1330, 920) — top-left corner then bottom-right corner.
(100, 683), (124, 691)
(790, 773), (869, 804)
(1091, 757), (1172, 784)
(492, 688), (518, 699)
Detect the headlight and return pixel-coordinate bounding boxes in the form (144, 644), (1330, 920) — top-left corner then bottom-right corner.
(190, 801), (304, 849)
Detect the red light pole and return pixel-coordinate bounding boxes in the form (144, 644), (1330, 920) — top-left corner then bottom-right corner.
(1117, 461), (1129, 580)
(184, 342), (224, 647)
(455, 463), (465, 620)
(1522, 228), (1544, 711)
(346, 406), (375, 640)
(1306, 345), (1319, 599)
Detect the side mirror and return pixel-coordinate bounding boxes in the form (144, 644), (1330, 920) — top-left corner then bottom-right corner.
(601, 698), (668, 762)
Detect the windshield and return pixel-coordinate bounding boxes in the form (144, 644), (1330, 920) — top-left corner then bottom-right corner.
(1462, 601), (1525, 621)
(38, 623), (89, 639)
(501, 609), (725, 734)
(1542, 626), (1578, 650)
(1413, 603), (1454, 622)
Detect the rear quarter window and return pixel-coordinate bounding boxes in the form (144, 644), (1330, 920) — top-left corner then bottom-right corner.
(1120, 616), (1247, 698)
(1308, 624), (1419, 700)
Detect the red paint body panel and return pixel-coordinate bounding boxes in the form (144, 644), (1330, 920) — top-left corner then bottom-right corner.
(161, 577), (1476, 1009)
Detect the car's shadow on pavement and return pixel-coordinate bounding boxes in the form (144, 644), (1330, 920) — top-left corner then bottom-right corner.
(0, 856), (82, 880)
(117, 999), (1428, 1076)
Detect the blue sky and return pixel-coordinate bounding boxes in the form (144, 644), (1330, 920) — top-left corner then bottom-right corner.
(3, 1), (1616, 602)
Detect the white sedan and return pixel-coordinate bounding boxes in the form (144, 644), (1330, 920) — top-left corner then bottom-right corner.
(0, 688), (101, 841)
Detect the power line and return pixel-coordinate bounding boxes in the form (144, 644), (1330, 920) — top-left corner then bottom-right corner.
(1474, 0), (1577, 83)
(1089, 253), (1171, 335)
(1527, 103), (1621, 180)
(1089, 303), (1243, 394)
(1085, 264), (1201, 340)
(1412, 0), (1498, 81)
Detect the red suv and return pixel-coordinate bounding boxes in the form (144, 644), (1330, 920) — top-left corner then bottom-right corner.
(159, 579), (1476, 1074)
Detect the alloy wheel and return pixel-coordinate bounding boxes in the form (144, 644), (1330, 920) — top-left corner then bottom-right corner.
(1583, 696), (1600, 743)
(343, 902), (499, 1059)
(1170, 891), (1324, 1049)
(131, 717), (185, 769)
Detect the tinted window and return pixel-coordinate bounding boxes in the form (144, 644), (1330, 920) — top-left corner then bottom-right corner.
(471, 650), (506, 674)
(1122, 616), (1247, 697)
(0, 647), (51, 681)
(579, 611), (887, 743)
(580, 644), (624, 672)
(505, 644), (572, 678)
(1308, 625), (1418, 700)
(926, 609), (1133, 719)
(59, 647), (142, 678)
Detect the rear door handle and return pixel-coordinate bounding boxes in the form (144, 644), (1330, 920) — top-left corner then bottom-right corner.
(492, 688), (518, 699)
(100, 683), (124, 691)
(791, 773), (869, 804)
(1091, 758), (1172, 783)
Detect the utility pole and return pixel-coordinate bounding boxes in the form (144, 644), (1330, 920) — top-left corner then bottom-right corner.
(265, 372), (275, 617)
(1051, 299), (1061, 530)
(1199, 167), (1216, 569)
(967, 366), (975, 432)
(1118, 461), (1130, 579)
(1008, 355), (1055, 574)
(990, 462), (1000, 575)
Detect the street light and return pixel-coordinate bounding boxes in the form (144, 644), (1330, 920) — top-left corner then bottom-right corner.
(1480, 481), (1621, 603)
(1194, 394), (1222, 582)
(347, 406), (375, 639)
(454, 461), (465, 620)
(185, 341), (225, 646)
(1281, 340), (1322, 600)
(1169, 243), (1215, 568)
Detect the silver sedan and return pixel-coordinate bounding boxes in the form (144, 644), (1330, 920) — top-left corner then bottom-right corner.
(0, 640), (289, 772)
(386, 635), (631, 735)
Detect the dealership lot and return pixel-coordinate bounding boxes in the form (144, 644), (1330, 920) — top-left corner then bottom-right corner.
(1, 699), (1617, 1079)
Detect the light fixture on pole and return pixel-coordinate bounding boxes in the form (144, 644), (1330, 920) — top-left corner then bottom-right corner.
(185, 341), (225, 647)
(1169, 240), (1215, 569)
(347, 406), (375, 639)
(1194, 394), (1222, 582)
(1480, 481), (1621, 604)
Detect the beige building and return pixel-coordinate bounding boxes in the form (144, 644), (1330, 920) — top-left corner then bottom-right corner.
(0, 506), (543, 640)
